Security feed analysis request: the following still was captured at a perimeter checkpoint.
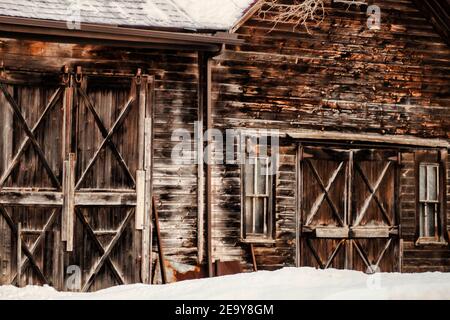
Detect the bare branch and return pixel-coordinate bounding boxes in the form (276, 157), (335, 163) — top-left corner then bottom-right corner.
(258, 0), (364, 32)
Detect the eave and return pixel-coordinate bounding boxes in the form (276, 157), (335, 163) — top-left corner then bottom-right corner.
(0, 16), (244, 51)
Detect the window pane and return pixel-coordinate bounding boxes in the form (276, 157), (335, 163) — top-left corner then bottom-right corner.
(426, 203), (436, 237)
(245, 197), (253, 234)
(245, 162), (254, 195)
(256, 158), (268, 195)
(419, 204), (425, 237)
(427, 166), (438, 201)
(254, 198), (265, 234)
(419, 165), (426, 201)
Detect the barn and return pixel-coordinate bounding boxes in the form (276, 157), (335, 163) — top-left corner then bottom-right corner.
(0, 0), (449, 292)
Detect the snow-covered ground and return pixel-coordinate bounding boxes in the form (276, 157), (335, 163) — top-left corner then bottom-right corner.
(1, 268), (450, 300)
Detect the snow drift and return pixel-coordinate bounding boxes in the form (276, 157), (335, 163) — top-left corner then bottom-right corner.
(1, 267), (449, 300)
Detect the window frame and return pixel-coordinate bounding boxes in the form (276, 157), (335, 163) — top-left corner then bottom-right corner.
(415, 150), (448, 246)
(240, 136), (276, 243)
(418, 163), (440, 241)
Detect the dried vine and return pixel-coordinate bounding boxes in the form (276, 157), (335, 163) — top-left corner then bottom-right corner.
(258, 0), (363, 32)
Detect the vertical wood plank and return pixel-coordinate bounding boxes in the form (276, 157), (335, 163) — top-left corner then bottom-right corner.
(62, 75), (74, 164)
(135, 170), (145, 230)
(16, 222), (22, 287)
(439, 148), (448, 242)
(52, 230), (63, 290)
(205, 55), (213, 277)
(142, 117), (152, 284)
(296, 145), (303, 267)
(250, 243), (257, 272)
(137, 76), (146, 171)
(345, 151), (354, 269)
(61, 76), (72, 243)
(63, 153), (75, 251)
(153, 196), (167, 284)
(1, 83), (13, 179)
(197, 52), (205, 265)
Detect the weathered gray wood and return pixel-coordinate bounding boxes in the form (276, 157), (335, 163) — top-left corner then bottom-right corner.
(205, 55), (213, 277)
(75, 87), (136, 189)
(11, 208), (59, 284)
(0, 206), (49, 284)
(250, 243), (257, 272)
(62, 153), (75, 251)
(315, 227), (349, 239)
(0, 86), (62, 190)
(0, 82), (61, 189)
(82, 208), (133, 292)
(16, 222), (22, 287)
(52, 230), (63, 290)
(153, 196), (167, 284)
(75, 208), (125, 290)
(135, 170), (145, 230)
(350, 227), (392, 239)
(62, 76), (73, 161)
(75, 192), (137, 206)
(137, 75), (146, 170)
(197, 51), (205, 264)
(142, 117), (153, 284)
(0, 191), (63, 206)
(287, 131), (450, 148)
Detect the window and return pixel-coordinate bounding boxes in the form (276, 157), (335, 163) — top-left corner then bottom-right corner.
(418, 163), (441, 240)
(241, 137), (274, 241)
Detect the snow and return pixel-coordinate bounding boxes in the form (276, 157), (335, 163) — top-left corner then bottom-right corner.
(1, 267), (450, 300)
(172, 0), (256, 30)
(0, 0), (256, 31)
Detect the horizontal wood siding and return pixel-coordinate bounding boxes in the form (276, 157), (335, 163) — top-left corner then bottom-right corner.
(400, 152), (450, 272)
(211, 141), (296, 271)
(211, 0), (450, 269)
(0, 39), (200, 284)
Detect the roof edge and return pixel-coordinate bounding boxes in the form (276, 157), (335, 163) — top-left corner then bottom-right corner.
(0, 16), (244, 50)
(229, 0), (264, 33)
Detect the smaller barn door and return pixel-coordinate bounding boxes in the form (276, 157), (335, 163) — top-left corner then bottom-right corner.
(350, 149), (400, 273)
(299, 146), (400, 272)
(67, 71), (153, 291)
(299, 147), (350, 269)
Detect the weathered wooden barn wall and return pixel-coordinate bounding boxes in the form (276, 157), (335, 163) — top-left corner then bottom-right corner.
(399, 152), (450, 272)
(0, 39), (201, 288)
(210, 138), (297, 271)
(211, 0), (450, 270)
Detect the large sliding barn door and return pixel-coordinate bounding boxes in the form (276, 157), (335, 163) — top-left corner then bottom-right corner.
(299, 146), (400, 272)
(0, 73), (64, 286)
(70, 73), (152, 291)
(0, 69), (153, 291)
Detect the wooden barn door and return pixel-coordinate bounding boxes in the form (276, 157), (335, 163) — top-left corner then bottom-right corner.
(0, 72), (65, 287)
(0, 68), (153, 291)
(350, 149), (400, 273)
(69, 72), (153, 291)
(299, 146), (400, 273)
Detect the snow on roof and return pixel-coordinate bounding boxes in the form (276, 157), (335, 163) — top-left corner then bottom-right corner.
(0, 0), (256, 31)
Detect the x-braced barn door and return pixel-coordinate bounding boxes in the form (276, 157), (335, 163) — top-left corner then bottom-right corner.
(68, 69), (153, 291)
(0, 67), (153, 291)
(299, 146), (400, 273)
(0, 71), (64, 287)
